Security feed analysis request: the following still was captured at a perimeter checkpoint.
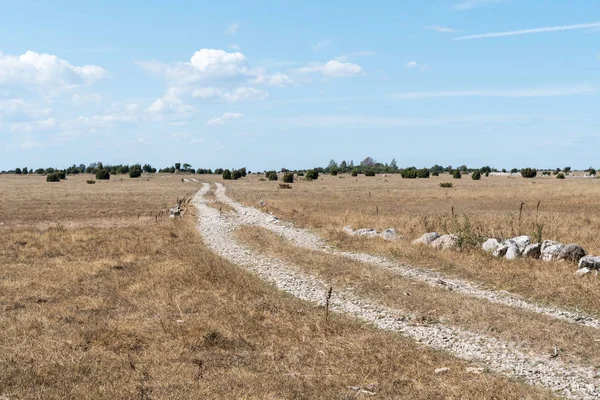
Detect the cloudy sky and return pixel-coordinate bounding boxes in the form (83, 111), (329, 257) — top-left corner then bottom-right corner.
(1, 0), (599, 171)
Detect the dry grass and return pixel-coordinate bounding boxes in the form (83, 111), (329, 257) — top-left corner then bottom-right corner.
(0, 173), (551, 399)
(236, 225), (600, 367)
(224, 173), (600, 315)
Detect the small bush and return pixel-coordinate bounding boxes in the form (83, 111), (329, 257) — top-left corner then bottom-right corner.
(46, 173), (60, 182)
(266, 171), (278, 181)
(330, 169), (338, 176)
(232, 169), (243, 180)
(297, 172), (304, 177)
(96, 169), (110, 180)
(365, 170), (376, 177)
(222, 169), (232, 180)
(282, 172), (294, 183)
(557, 173), (565, 179)
(351, 169), (358, 177)
(521, 168), (537, 178)
(259, 178), (266, 181)
(439, 182), (453, 188)
(305, 169), (319, 180)
(56, 170), (66, 179)
(432, 171), (439, 176)
(471, 170), (481, 180)
(86, 180), (96, 184)
(417, 168), (430, 178)
(452, 170), (462, 179)
(129, 167), (142, 178)
(588, 168), (596, 176)
(401, 169), (417, 179)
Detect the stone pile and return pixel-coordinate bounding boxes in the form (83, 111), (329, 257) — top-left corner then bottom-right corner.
(343, 226), (403, 241)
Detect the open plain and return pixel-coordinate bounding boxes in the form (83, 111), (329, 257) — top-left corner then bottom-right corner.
(2, 172), (600, 399)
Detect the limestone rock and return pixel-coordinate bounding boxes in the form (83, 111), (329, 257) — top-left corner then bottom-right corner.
(541, 244), (565, 261)
(505, 245), (520, 260)
(430, 234), (459, 250)
(575, 267), (591, 277)
(355, 228), (378, 238)
(557, 244), (586, 262)
(482, 238), (500, 253)
(578, 255), (600, 270)
(413, 232), (440, 245)
(492, 240), (516, 258)
(523, 243), (541, 259)
(541, 240), (559, 253)
(511, 235), (531, 251)
(380, 228), (400, 241)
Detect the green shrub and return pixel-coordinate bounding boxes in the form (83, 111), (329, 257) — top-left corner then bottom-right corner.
(401, 169), (417, 179)
(365, 170), (376, 177)
(439, 182), (453, 188)
(521, 168), (537, 178)
(222, 169), (232, 180)
(305, 169), (319, 180)
(282, 172), (294, 183)
(266, 171), (278, 181)
(330, 169), (338, 176)
(471, 170), (481, 180)
(588, 168), (596, 176)
(417, 168), (430, 178)
(557, 173), (565, 179)
(129, 167), (142, 178)
(432, 171), (439, 176)
(297, 171), (304, 177)
(56, 170), (66, 179)
(86, 180), (96, 184)
(510, 168), (518, 174)
(46, 173), (60, 182)
(232, 169), (243, 180)
(452, 169), (461, 179)
(96, 169), (110, 180)
(351, 169), (358, 177)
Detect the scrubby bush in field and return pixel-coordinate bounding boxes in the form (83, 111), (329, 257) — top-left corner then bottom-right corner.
(417, 168), (430, 178)
(452, 169), (462, 179)
(432, 171), (439, 176)
(266, 171), (278, 181)
(232, 169), (243, 180)
(222, 169), (232, 180)
(57, 170), (66, 179)
(35, 168), (45, 175)
(351, 169), (358, 177)
(588, 168), (596, 176)
(440, 182), (453, 188)
(471, 170), (481, 180)
(305, 169), (319, 180)
(96, 169), (110, 180)
(282, 172), (294, 183)
(401, 169), (417, 179)
(365, 170), (376, 177)
(86, 180), (96, 184)
(15, 168), (22, 175)
(557, 173), (565, 179)
(330, 169), (338, 176)
(521, 168), (537, 178)
(46, 173), (60, 182)
(297, 171), (304, 176)
(129, 165), (142, 178)
(510, 168), (518, 174)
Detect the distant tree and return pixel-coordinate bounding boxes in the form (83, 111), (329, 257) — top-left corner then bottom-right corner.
(56, 170), (66, 179)
(365, 170), (376, 177)
(589, 168), (596, 176)
(129, 165), (142, 178)
(222, 169), (232, 180)
(521, 168), (537, 178)
(46, 173), (60, 182)
(339, 160), (348, 172)
(480, 166), (491, 174)
(349, 160), (354, 168)
(351, 169), (358, 177)
(501, 169), (507, 173)
(328, 159), (338, 169)
(183, 163), (191, 171)
(390, 158), (398, 171)
(282, 172), (294, 183)
(563, 166), (571, 173)
(472, 170), (481, 180)
(416, 168), (430, 178)
(23, 167), (28, 174)
(510, 168), (518, 174)
(330, 168), (338, 176)
(459, 165), (468, 172)
(452, 169), (462, 179)
(266, 171), (278, 181)
(232, 169), (243, 180)
(15, 168), (22, 175)
(361, 157), (375, 167)
(557, 173), (565, 179)
(35, 168), (45, 175)
(305, 169), (319, 180)
(175, 163), (181, 171)
(96, 169), (110, 180)
(143, 164), (156, 173)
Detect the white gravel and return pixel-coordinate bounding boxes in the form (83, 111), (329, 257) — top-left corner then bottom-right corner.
(194, 183), (600, 399)
(212, 182), (600, 331)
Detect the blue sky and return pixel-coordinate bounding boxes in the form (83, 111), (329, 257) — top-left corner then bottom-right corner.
(1, 0), (599, 171)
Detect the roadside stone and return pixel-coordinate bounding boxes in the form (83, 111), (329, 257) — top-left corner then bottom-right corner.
(482, 238), (500, 253)
(169, 204), (181, 218)
(380, 228), (399, 241)
(355, 228), (378, 238)
(413, 232), (440, 245)
(557, 244), (586, 262)
(578, 255), (600, 270)
(541, 244), (565, 261)
(430, 234), (459, 250)
(466, 367), (484, 375)
(541, 240), (559, 253)
(575, 268), (591, 277)
(511, 235), (531, 251)
(523, 243), (541, 259)
(435, 367), (450, 375)
(505, 245), (520, 260)
(492, 240), (516, 258)
(343, 226), (355, 235)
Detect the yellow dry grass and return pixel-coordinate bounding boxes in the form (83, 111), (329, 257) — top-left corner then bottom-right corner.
(0, 173), (551, 399)
(221, 173), (600, 316)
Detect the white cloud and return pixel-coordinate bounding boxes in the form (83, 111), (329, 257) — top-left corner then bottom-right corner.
(225, 22), (239, 36)
(297, 60), (364, 77)
(253, 72), (293, 87)
(206, 112), (243, 125)
(0, 99), (51, 121)
(229, 44), (241, 50)
(72, 92), (102, 105)
(313, 38), (334, 50)
(392, 85), (594, 99)
(424, 26), (457, 33)
(0, 50), (107, 90)
(453, 0), (506, 11)
(193, 86), (268, 102)
(405, 61), (418, 68)
(456, 21), (600, 40)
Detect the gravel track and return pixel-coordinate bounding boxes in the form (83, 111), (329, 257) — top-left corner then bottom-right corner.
(213, 182), (600, 331)
(193, 183), (600, 399)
